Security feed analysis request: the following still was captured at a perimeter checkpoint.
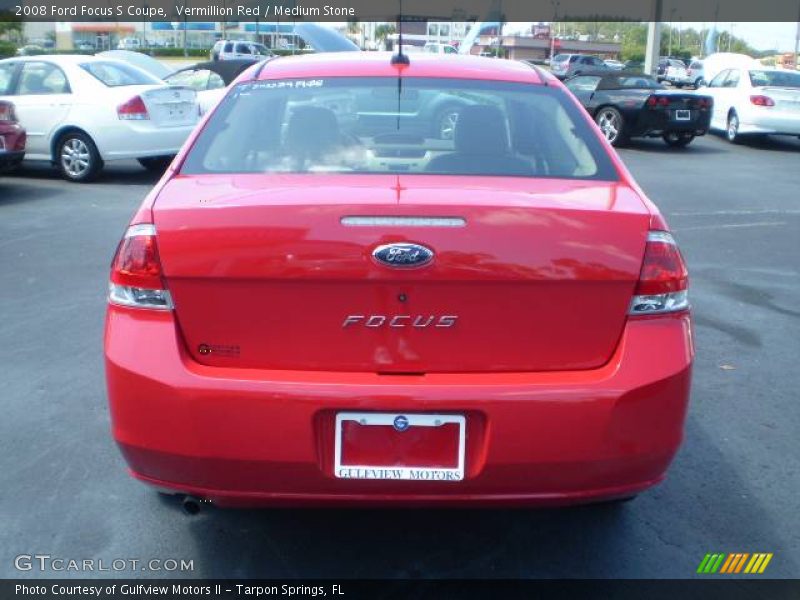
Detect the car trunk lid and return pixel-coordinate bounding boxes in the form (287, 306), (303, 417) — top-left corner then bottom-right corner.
(153, 174), (651, 373)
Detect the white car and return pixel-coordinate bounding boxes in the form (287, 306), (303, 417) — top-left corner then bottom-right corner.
(0, 55), (198, 182)
(702, 67), (800, 143)
(117, 38), (141, 51)
(423, 42), (459, 55)
(210, 40), (272, 62)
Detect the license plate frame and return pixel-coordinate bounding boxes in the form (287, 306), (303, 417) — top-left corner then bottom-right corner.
(334, 412), (466, 482)
(675, 109), (692, 121)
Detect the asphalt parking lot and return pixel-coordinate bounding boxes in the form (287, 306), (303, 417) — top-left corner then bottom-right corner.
(1, 132), (798, 579)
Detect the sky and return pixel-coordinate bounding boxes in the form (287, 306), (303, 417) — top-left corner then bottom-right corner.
(683, 22), (799, 53)
(499, 22), (799, 53)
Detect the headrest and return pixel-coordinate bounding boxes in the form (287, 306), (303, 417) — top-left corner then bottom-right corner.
(454, 105), (510, 155)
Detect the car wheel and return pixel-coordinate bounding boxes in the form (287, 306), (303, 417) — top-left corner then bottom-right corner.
(694, 78), (704, 88)
(727, 111), (742, 144)
(595, 107), (627, 147)
(663, 132), (695, 148)
(56, 132), (102, 183)
(138, 156), (174, 174)
(435, 107), (460, 140)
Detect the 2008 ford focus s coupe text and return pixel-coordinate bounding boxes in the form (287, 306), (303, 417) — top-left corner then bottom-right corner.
(105, 53), (693, 508)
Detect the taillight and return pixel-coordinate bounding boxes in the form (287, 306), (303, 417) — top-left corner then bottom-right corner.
(694, 97), (712, 109)
(108, 224), (173, 310)
(629, 231), (689, 315)
(646, 95), (671, 108)
(0, 102), (17, 122)
(117, 95), (149, 120)
(750, 95), (775, 107)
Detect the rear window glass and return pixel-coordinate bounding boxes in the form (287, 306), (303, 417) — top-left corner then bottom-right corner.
(181, 77), (618, 181)
(80, 61), (161, 87)
(598, 75), (661, 90)
(749, 70), (800, 88)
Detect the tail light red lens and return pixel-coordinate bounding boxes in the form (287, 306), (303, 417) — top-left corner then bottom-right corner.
(109, 224), (172, 310)
(750, 95), (775, 107)
(117, 95), (149, 120)
(646, 96), (671, 108)
(629, 231), (689, 315)
(0, 102), (17, 122)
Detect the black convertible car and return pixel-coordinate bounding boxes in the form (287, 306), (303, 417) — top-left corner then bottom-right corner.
(565, 71), (713, 147)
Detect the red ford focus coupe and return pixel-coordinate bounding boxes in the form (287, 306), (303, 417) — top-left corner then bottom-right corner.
(105, 53), (693, 509)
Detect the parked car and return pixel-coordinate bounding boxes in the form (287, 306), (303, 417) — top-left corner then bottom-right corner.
(211, 40), (273, 62)
(165, 58), (259, 115)
(423, 42), (459, 55)
(565, 71), (713, 147)
(659, 59), (691, 87)
(702, 67), (800, 143)
(0, 101), (26, 171)
(550, 53), (610, 80)
(15, 45), (45, 57)
(686, 60), (705, 88)
(76, 42), (96, 52)
(0, 55), (199, 182)
(105, 53), (693, 509)
(623, 60), (644, 72)
(604, 59), (625, 70)
(117, 38), (141, 51)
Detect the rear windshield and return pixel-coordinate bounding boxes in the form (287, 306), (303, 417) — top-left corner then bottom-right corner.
(181, 77), (618, 181)
(599, 74), (662, 90)
(748, 70), (800, 88)
(80, 61), (161, 87)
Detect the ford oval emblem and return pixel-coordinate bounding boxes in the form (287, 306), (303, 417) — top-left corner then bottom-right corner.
(393, 415), (410, 432)
(373, 243), (434, 269)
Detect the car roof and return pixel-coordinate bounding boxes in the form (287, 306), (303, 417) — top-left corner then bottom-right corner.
(174, 58), (260, 85)
(1, 54), (111, 65)
(251, 52), (543, 84)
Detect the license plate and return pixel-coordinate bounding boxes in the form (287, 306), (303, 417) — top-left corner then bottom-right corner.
(334, 413), (465, 482)
(675, 109), (692, 121)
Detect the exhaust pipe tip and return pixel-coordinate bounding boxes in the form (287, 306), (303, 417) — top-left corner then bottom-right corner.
(181, 495), (203, 515)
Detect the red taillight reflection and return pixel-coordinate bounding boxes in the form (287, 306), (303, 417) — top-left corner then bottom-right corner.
(750, 95), (775, 107)
(110, 232), (164, 289)
(635, 233), (689, 296)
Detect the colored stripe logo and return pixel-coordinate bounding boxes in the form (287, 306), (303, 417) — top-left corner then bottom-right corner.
(697, 553), (773, 574)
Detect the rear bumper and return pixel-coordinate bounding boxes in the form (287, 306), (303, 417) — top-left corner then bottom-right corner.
(738, 111), (800, 136)
(632, 111), (711, 137)
(105, 308), (694, 507)
(93, 123), (196, 161)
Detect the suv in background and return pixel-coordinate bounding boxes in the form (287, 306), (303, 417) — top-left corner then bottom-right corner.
(211, 40), (273, 61)
(657, 58), (689, 85)
(686, 60), (705, 88)
(550, 54), (609, 80)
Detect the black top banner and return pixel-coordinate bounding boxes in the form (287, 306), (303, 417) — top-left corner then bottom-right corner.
(1, 0), (800, 22)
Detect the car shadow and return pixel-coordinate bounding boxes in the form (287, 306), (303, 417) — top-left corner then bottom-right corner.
(3, 161), (163, 186)
(621, 138), (726, 155)
(172, 416), (796, 578)
(0, 180), (64, 205)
